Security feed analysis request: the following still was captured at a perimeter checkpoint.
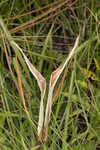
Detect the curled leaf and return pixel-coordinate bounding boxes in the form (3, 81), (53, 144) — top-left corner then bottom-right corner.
(43, 35), (80, 141)
(10, 41), (46, 137)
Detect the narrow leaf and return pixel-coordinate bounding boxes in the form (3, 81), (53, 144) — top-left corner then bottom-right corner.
(43, 35), (80, 141)
(10, 41), (46, 137)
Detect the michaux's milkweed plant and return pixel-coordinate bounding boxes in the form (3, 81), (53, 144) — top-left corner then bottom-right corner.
(0, 16), (79, 147)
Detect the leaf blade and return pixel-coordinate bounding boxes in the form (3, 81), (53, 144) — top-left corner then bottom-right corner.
(43, 35), (80, 141)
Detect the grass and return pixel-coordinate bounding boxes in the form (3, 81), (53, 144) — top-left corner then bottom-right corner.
(0, 0), (100, 150)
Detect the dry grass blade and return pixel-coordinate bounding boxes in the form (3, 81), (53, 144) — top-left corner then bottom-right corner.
(10, 41), (46, 137)
(24, 0), (79, 36)
(52, 58), (72, 104)
(1, 32), (19, 93)
(9, 0), (70, 34)
(15, 56), (28, 112)
(9, 0), (78, 34)
(5, 0), (62, 21)
(43, 35), (80, 141)
(15, 56), (37, 140)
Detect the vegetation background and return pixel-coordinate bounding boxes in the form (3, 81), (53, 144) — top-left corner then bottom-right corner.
(0, 0), (100, 150)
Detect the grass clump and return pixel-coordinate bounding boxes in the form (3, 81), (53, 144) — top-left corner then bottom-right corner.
(0, 0), (100, 150)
